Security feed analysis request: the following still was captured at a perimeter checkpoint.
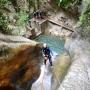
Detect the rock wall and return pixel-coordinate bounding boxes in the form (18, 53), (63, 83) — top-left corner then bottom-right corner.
(58, 37), (90, 90)
(76, 0), (90, 40)
(57, 1), (90, 89)
(27, 18), (48, 39)
(51, 53), (71, 90)
(0, 33), (42, 90)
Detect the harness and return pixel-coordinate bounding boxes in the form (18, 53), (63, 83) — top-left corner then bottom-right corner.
(44, 54), (48, 60)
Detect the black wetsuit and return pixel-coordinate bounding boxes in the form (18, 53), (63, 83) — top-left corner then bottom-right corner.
(42, 47), (52, 66)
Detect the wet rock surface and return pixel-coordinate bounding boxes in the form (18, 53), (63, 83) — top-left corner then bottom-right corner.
(58, 38), (90, 90)
(0, 33), (41, 90)
(51, 53), (71, 90)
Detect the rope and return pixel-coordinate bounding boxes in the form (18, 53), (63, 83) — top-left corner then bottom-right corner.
(40, 77), (44, 90)
(53, 67), (61, 86)
(40, 68), (45, 90)
(33, 66), (45, 90)
(33, 62), (61, 90)
(34, 83), (38, 90)
(32, 80), (41, 90)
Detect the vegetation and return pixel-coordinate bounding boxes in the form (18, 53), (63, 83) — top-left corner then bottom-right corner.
(76, 0), (90, 39)
(52, 0), (81, 8)
(0, 0), (9, 7)
(0, 0), (90, 38)
(28, 0), (40, 11)
(56, 0), (73, 7)
(15, 10), (28, 26)
(0, 0), (28, 34)
(0, 13), (8, 32)
(52, 0), (90, 39)
(0, 0), (9, 33)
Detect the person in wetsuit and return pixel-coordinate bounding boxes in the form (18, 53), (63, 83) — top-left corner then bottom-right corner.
(42, 43), (53, 66)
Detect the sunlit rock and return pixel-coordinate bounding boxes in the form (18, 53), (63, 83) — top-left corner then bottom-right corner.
(58, 39), (90, 90)
(0, 34), (42, 90)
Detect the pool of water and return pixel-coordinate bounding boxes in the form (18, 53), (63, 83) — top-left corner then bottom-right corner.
(31, 35), (65, 90)
(34, 35), (65, 54)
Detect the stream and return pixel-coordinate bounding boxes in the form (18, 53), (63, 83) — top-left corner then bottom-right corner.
(31, 35), (65, 90)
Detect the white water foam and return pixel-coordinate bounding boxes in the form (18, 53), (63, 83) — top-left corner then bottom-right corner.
(31, 51), (57, 90)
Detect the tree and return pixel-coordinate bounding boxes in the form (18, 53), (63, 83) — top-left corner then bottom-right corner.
(27, 0), (40, 11)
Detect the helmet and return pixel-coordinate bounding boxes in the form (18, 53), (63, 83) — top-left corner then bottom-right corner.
(43, 43), (47, 48)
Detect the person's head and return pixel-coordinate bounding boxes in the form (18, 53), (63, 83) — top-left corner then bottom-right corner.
(43, 43), (47, 48)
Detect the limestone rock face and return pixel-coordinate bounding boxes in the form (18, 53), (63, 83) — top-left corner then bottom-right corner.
(58, 38), (90, 90)
(0, 33), (41, 90)
(51, 53), (71, 90)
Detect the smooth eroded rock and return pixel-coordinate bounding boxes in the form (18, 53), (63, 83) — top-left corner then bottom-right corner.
(0, 34), (42, 90)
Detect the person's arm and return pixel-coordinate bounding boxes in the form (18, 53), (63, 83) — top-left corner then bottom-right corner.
(49, 48), (53, 56)
(42, 48), (45, 56)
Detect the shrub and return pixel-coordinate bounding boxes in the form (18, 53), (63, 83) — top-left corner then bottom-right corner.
(77, 0), (90, 38)
(15, 10), (28, 26)
(0, 12), (9, 33)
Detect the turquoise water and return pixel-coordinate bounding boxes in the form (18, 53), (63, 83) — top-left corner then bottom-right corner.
(34, 35), (65, 54)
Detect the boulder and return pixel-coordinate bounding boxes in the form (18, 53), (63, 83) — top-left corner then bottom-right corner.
(0, 33), (42, 90)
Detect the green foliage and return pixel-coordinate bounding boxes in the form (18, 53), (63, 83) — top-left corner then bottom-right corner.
(15, 11), (28, 26)
(56, 0), (73, 7)
(0, 0), (11, 34)
(0, 0), (28, 34)
(28, 0), (35, 11)
(28, 0), (35, 7)
(27, 0), (40, 11)
(77, 0), (90, 38)
(0, 12), (9, 32)
(0, 0), (10, 27)
(0, 0), (11, 9)
(0, 0), (9, 7)
(54, 0), (81, 10)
